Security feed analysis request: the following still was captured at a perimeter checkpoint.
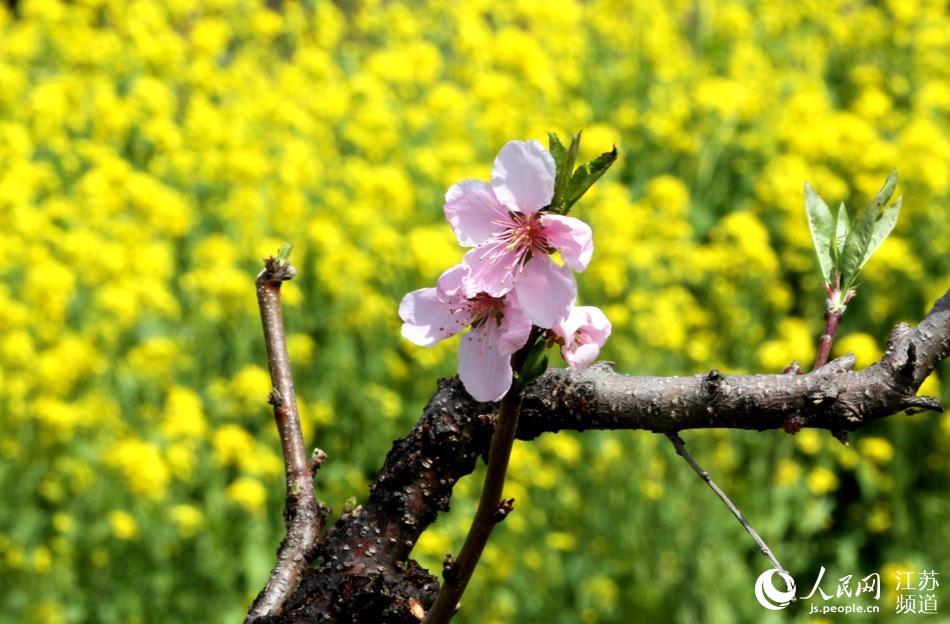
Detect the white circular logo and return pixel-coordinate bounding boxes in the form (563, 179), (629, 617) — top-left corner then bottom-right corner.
(755, 569), (797, 610)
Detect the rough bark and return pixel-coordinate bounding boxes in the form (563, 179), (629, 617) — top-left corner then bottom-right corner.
(248, 258), (331, 621)
(268, 288), (949, 623)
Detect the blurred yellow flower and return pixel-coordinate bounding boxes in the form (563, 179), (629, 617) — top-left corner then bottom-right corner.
(161, 386), (208, 440)
(917, 372), (940, 398)
(1, 330), (34, 365)
(775, 458), (802, 487)
(546, 531), (577, 551)
(581, 576), (619, 610)
(858, 437), (894, 464)
(28, 602), (65, 624)
(286, 333), (316, 364)
(230, 365), (272, 413)
(126, 337), (187, 382)
(834, 332), (881, 368)
(169, 505), (206, 538)
(796, 429), (823, 455)
(213, 424), (255, 467)
(108, 510), (139, 540)
(757, 318), (816, 371)
(106, 439), (171, 500)
(414, 528), (452, 559)
(52, 513), (75, 534)
(366, 384), (403, 420)
(835, 446), (860, 470)
(807, 467), (840, 495)
(640, 480), (664, 500)
(227, 477), (268, 515)
(866, 504), (892, 533)
(32, 547), (53, 573)
(540, 434), (582, 466)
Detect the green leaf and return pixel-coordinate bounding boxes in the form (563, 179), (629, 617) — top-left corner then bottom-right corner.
(566, 131), (581, 179)
(840, 171), (901, 290)
(858, 196), (901, 271)
(804, 182), (835, 284)
(278, 242), (294, 263)
(561, 145), (619, 213)
(549, 131), (583, 213)
(548, 132), (566, 173)
(839, 202), (877, 290)
(869, 170), (898, 212)
(832, 202), (849, 265)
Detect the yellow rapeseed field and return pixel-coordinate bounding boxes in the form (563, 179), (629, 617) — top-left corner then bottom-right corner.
(0, 0), (947, 622)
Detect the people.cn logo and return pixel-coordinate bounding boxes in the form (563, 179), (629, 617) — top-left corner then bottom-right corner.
(755, 568), (797, 610)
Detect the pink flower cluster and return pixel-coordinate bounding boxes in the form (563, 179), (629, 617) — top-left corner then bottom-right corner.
(400, 140), (611, 401)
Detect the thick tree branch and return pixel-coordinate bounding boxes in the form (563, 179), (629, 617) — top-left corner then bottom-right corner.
(247, 256), (331, 622)
(272, 288), (948, 623)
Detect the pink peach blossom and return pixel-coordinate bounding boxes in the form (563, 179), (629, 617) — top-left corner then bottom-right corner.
(443, 140), (594, 328)
(551, 305), (612, 369)
(399, 265), (532, 402)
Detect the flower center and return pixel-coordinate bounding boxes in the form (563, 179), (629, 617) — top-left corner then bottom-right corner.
(497, 212), (551, 255)
(476, 211), (553, 270)
(573, 328), (589, 345)
(468, 292), (505, 329)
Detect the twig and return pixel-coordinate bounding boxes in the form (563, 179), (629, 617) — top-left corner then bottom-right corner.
(813, 284), (853, 369)
(246, 253), (329, 622)
(665, 432), (786, 573)
(422, 342), (534, 623)
(814, 310), (843, 369)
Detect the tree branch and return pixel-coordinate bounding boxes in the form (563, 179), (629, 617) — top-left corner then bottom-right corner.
(422, 342), (532, 624)
(247, 255), (331, 622)
(813, 283), (854, 370)
(814, 308), (843, 369)
(271, 287), (948, 623)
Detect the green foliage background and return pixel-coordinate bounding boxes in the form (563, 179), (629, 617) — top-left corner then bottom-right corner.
(0, 0), (948, 622)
